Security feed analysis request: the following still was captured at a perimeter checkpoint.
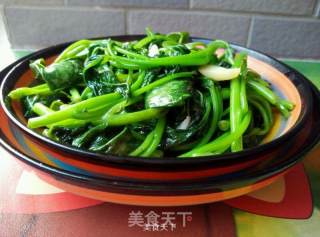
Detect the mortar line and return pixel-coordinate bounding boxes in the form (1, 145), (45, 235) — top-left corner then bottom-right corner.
(246, 17), (254, 48)
(124, 8), (128, 34)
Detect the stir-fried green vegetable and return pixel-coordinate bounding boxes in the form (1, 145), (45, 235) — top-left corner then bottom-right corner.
(8, 28), (295, 158)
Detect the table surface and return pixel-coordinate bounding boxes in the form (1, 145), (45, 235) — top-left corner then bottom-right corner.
(0, 51), (320, 237)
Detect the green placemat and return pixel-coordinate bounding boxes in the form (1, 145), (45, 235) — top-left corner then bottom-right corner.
(284, 60), (320, 89)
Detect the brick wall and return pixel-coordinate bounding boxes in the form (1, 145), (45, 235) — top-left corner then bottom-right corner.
(0, 0), (319, 59)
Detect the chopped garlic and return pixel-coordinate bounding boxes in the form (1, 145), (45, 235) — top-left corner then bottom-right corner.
(148, 44), (159, 57)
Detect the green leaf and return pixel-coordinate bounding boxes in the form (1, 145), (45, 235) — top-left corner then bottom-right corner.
(30, 59), (45, 79)
(145, 80), (192, 108)
(159, 44), (190, 57)
(30, 59), (83, 91)
(83, 56), (130, 97)
(163, 91), (211, 148)
(22, 93), (68, 118)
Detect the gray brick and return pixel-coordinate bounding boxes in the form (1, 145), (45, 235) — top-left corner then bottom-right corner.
(0, 0), (64, 5)
(249, 17), (320, 59)
(191, 0), (316, 16)
(5, 6), (125, 49)
(128, 10), (251, 45)
(68, 0), (189, 9)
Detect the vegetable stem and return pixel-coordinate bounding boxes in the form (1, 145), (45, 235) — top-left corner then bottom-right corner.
(230, 53), (247, 152)
(106, 108), (164, 126)
(132, 72), (194, 96)
(8, 84), (51, 99)
(141, 116), (166, 157)
(179, 111), (252, 157)
(28, 92), (122, 128)
(129, 131), (155, 156)
(196, 81), (222, 147)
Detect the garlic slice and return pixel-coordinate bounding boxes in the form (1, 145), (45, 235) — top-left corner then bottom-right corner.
(199, 65), (240, 81)
(148, 44), (159, 57)
(177, 116), (191, 130)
